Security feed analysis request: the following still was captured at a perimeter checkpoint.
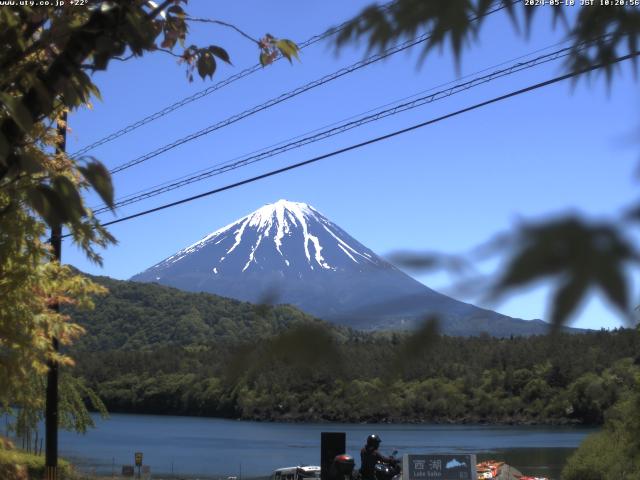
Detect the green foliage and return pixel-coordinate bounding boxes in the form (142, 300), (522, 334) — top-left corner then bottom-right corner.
(562, 374), (640, 480)
(58, 374), (108, 434)
(181, 44), (233, 82)
(68, 281), (640, 424)
(336, 1), (640, 80)
(0, 443), (80, 480)
(77, 160), (114, 210)
(69, 275), (324, 350)
(0, 191), (107, 412)
(492, 218), (636, 328)
(562, 431), (629, 480)
(7, 372), (107, 448)
(76, 339), (639, 423)
(259, 34), (301, 66)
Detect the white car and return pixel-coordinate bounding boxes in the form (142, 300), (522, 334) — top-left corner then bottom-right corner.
(272, 465), (322, 480)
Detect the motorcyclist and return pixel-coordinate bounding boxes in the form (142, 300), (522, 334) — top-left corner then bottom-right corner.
(359, 434), (396, 480)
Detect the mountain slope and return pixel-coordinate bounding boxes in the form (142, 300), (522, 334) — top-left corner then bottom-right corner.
(71, 275), (326, 351)
(131, 199), (553, 336)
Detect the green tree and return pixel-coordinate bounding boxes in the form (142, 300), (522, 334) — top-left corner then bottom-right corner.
(563, 371), (640, 480)
(0, 0), (297, 429)
(0, 198), (105, 411)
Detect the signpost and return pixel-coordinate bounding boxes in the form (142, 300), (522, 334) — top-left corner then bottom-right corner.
(135, 452), (143, 479)
(403, 454), (477, 480)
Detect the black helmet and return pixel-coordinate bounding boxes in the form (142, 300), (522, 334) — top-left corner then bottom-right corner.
(366, 434), (381, 448)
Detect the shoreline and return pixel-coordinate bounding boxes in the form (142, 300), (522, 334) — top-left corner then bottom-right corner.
(90, 409), (596, 427)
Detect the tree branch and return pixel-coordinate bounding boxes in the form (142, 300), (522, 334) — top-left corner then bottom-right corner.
(113, 53), (135, 62)
(185, 17), (260, 45)
(0, 7), (121, 182)
(82, 49), (179, 73)
(154, 47), (183, 58)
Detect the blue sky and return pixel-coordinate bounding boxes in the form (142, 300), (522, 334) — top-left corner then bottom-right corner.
(64, 1), (640, 331)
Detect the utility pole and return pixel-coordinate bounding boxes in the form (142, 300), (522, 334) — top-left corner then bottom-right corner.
(45, 110), (66, 480)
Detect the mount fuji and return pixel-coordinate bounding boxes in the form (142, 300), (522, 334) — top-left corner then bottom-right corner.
(131, 199), (552, 335)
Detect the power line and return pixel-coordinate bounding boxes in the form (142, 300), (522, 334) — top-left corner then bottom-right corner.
(93, 37), (576, 212)
(93, 40), (584, 215)
(66, 50), (638, 237)
(106, 0), (515, 175)
(69, 1), (397, 158)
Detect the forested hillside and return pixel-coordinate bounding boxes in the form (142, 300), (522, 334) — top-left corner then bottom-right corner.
(71, 287), (640, 425)
(70, 275), (332, 350)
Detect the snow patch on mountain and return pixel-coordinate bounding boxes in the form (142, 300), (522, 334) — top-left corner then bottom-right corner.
(155, 199), (376, 273)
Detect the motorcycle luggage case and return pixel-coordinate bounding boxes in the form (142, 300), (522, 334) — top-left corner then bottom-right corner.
(333, 454), (355, 475)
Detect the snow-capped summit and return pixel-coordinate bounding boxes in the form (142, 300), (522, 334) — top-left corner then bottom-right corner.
(132, 200), (547, 335)
(154, 199), (379, 276)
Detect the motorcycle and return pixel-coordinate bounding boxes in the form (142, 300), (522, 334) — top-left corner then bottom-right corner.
(328, 449), (402, 480)
(373, 450), (401, 480)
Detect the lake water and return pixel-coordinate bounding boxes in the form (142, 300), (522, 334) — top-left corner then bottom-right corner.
(44, 413), (597, 479)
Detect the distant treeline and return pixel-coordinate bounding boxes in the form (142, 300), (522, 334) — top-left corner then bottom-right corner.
(72, 327), (640, 425)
